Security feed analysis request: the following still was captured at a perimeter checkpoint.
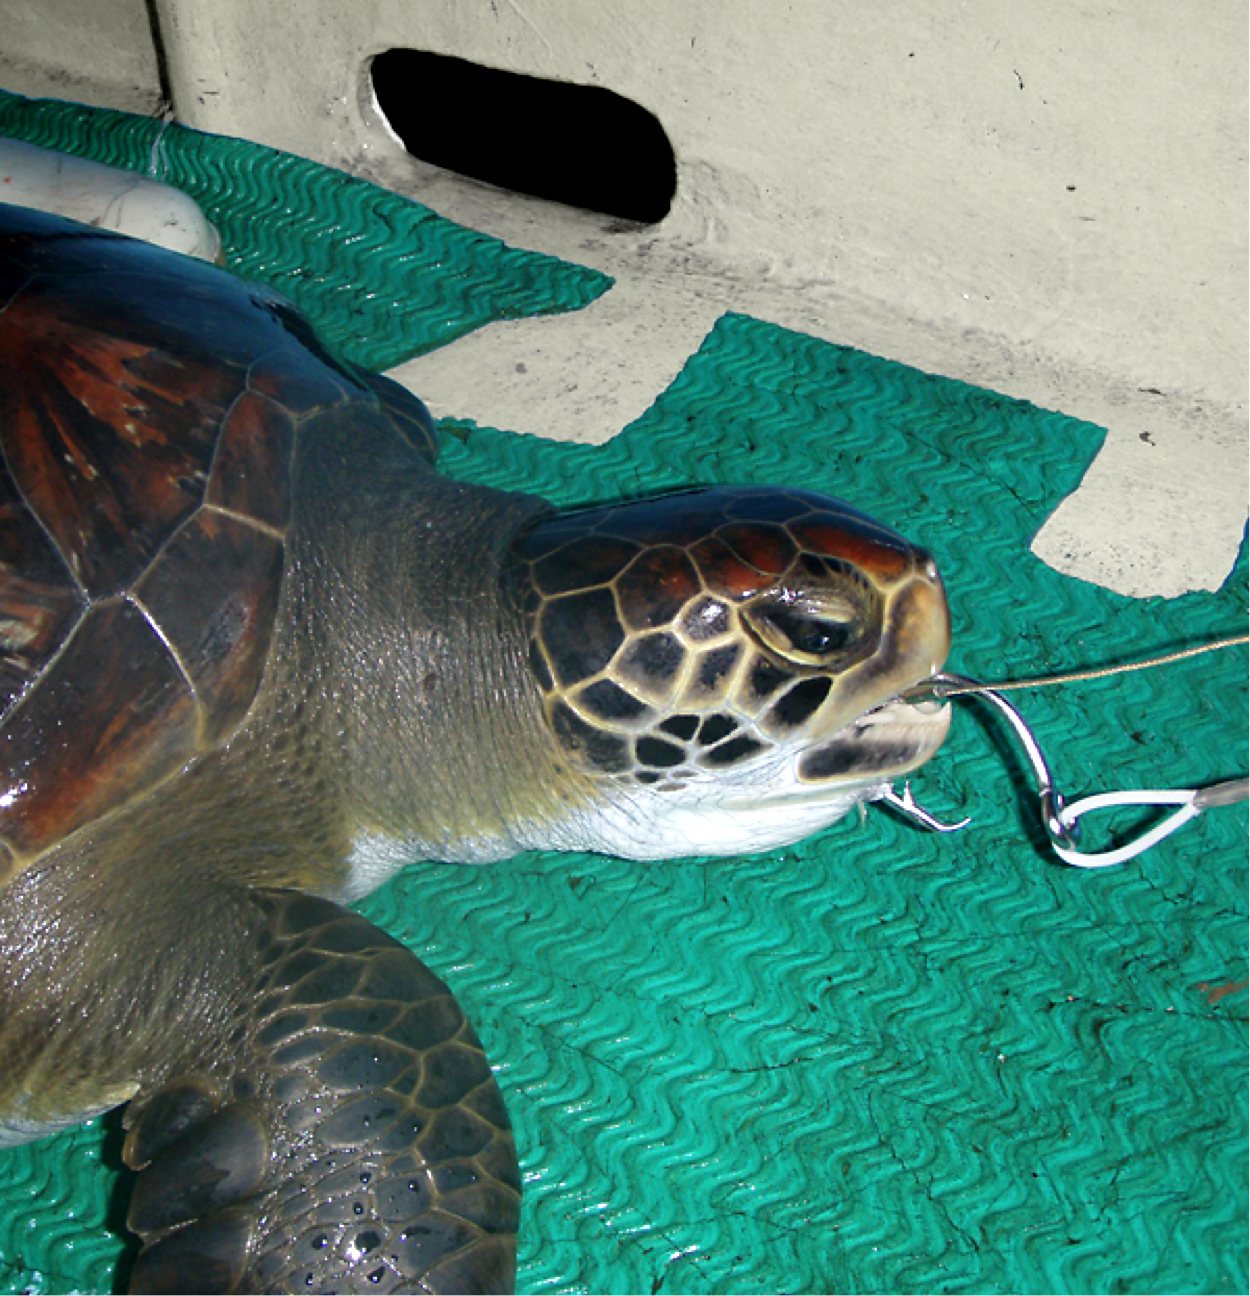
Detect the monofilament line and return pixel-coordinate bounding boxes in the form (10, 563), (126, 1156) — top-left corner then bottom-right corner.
(906, 634), (1250, 701)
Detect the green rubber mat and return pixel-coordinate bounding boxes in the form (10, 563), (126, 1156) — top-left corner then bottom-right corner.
(1, 92), (1246, 1296)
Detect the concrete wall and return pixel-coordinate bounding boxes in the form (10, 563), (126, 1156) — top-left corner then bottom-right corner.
(0, 0), (161, 113)
(153, 1), (1246, 402)
(0, 0), (1245, 595)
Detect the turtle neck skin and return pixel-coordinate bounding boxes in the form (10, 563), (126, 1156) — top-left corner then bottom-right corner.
(274, 402), (599, 883)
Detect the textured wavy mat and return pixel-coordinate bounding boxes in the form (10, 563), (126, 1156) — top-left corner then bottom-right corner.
(1, 92), (1247, 1296)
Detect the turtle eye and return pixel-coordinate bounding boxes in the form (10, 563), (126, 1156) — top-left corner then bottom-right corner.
(745, 594), (865, 665)
(765, 606), (857, 656)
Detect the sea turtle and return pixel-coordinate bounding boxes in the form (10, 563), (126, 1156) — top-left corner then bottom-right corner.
(0, 201), (952, 1294)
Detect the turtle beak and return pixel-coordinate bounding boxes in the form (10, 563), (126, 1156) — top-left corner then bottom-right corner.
(796, 694), (951, 784)
(793, 547), (952, 785)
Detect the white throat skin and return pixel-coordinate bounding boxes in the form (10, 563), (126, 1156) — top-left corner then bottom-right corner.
(343, 699), (950, 892)
(344, 777), (878, 892)
(516, 776), (889, 861)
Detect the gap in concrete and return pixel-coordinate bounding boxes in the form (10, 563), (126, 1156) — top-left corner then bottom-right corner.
(370, 49), (677, 225)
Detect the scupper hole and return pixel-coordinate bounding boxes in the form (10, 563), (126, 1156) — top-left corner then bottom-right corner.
(371, 49), (677, 223)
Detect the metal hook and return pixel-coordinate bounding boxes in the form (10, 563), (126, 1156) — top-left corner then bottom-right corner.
(903, 672), (1248, 868)
(926, 671), (1083, 851)
(876, 781), (972, 834)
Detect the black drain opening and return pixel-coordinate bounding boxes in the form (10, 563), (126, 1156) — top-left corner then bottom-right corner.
(371, 49), (676, 224)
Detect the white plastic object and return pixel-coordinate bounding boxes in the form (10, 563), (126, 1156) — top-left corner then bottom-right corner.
(0, 137), (221, 261)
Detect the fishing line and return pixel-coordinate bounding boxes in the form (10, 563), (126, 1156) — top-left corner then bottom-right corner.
(900, 634), (1249, 702)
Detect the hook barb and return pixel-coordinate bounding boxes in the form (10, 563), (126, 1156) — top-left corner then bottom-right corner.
(877, 781), (972, 834)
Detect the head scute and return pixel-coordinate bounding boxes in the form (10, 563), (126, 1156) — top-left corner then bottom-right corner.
(516, 486), (951, 856)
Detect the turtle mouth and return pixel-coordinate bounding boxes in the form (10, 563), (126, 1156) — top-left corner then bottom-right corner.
(795, 693), (951, 784)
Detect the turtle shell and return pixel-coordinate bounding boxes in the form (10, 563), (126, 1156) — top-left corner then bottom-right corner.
(0, 203), (436, 886)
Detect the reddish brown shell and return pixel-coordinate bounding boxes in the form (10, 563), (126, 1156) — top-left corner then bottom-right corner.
(0, 203), (434, 885)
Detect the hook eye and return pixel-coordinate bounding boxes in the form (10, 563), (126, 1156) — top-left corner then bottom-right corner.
(1040, 787), (1081, 851)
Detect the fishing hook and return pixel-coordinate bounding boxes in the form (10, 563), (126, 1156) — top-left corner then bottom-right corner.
(884, 671), (1248, 868)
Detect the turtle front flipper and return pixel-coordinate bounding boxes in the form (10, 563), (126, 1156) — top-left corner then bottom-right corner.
(122, 890), (520, 1295)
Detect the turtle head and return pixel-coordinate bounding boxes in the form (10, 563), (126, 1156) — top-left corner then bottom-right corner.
(515, 486), (951, 858)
